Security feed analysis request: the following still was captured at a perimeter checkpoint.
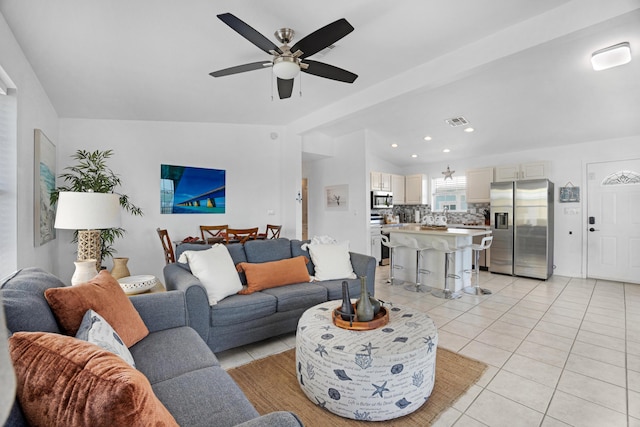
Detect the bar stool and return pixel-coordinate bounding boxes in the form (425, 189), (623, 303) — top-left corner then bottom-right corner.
(401, 237), (433, 293)
(381, 234), (405, 286)
(463, 236), (494, 295)
(430, 238), (462, 299)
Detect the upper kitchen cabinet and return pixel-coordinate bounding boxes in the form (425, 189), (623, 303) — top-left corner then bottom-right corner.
(494, 161), (549, 182)
(405, 174), (428, 205)
(466, 167), (494, 203)
(391, 174), (405, 204)
(371, 171), (392, 191)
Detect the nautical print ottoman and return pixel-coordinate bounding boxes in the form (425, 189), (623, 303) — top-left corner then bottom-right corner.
(295, 300), (438, 421)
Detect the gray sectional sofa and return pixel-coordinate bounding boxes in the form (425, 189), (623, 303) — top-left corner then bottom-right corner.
(1, 267), (303, 427)
(164, 238), (377, 353)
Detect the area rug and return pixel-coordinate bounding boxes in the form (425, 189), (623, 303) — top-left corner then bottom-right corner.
(228, 348), (487, 426)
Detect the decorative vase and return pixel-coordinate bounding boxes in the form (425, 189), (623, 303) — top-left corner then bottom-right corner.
(370, 294), (381, 316)
(110, 257), (130, 280)
(71, 259), (98, 286)
(356, 276), (374, 322)
(339, 281), (355, 321)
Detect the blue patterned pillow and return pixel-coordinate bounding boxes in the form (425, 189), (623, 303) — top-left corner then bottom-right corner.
(76, 309), (136, 367)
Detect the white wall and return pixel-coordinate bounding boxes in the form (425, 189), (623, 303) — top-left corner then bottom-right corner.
(57, 119), (290, 283)
(303, 130), (368, 254)
(0, 12), (59, 275)
(399, 134), (640, 278)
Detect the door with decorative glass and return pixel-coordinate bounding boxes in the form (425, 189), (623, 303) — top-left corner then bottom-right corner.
(587, 159), (640, 283)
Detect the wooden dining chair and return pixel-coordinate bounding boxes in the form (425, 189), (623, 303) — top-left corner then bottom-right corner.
(200, 225), (228, 244)
(225, 227), (259, 244)
(157, 228), (175, 264)
(257, 224), (282, 240)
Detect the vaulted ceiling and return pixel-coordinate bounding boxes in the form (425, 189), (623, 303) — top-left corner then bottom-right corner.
(1, 0), (639, 165)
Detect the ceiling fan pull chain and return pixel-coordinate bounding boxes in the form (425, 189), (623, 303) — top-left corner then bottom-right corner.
(270, 72), (274, 101)
(299, 73), (303, 98)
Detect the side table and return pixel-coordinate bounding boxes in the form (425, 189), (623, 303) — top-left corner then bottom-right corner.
(296, 300), (438, 421)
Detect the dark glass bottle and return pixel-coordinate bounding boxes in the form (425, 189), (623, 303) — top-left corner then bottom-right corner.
(339, 281), (355, 321)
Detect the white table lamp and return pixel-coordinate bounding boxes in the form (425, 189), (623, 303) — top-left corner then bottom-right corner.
(54, 192), (121, 283)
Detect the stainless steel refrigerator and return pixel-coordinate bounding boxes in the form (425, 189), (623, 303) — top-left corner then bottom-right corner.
(490, 179), (554, 279)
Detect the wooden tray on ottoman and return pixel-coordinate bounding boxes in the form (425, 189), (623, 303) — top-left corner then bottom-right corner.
(332, 304), (389, 331)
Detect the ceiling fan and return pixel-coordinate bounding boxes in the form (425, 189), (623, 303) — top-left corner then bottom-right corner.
(209, 13), (358, 99)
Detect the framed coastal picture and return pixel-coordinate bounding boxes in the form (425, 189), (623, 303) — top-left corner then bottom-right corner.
(325, 184), (349, 211)
(160, 164), (226, 214)
(34, 129), (56, 246)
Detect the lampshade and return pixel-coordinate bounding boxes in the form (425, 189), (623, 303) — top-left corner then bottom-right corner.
(591, 42), (631, 71)
(272, 57), (300, 80)
(54, 192), (121, 230)
(0, 299), (16, 424)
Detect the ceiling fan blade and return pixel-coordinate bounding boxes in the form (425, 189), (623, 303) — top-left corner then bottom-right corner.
(291, 18), (354, 59)
(209, 61), (270, 78)
(302, 60), (358, 83)
(277, 78), (294, 99)
(217, 13), (282, 55)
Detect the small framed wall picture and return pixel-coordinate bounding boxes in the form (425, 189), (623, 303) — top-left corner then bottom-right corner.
(325, 184), (349, 211)
(559, 183), (580, 203)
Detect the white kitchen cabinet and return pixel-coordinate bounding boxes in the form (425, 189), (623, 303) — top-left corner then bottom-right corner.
(404, 174), (428, 205)
(466, 167), (494, 203)
(494, 161), (549, 182)
(370, 230), (382, 263)
(371, 171), (391, 191)
(391, 174), (405, 204)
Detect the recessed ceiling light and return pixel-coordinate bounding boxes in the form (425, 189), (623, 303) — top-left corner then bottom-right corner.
(411, 154), (418, 158)
(391, 143), (398, 148)
(423, 136), (432, 141)
(591, 42), (631, 71)
(464, 127), (474, 133)
(443, 149), (451, 153)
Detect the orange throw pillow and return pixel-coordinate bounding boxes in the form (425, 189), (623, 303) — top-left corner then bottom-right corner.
(9, 332), (178, 427)
(44, 270), (148, 347)
(236, 256), (310, 294)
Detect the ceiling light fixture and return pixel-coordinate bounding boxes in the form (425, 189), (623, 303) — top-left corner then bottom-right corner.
(423, 136), (432, 141)
(272, 56), (300, 79)
(591, 42), (631, 71)
(443, 149), (450, 153)
(391, 143), (398, 148)
(411, 154), (418, 158)
(464, 127), (475, 133)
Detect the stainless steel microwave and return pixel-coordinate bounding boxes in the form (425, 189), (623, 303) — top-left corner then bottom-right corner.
(371, 191), (393, 209)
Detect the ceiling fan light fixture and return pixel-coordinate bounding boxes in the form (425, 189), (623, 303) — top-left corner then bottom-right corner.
(591, 42), (631, 71)
(272, 56), (300, 79)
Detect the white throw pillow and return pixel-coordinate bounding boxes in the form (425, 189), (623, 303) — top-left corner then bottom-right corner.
(178, 245), (243, 305)
(307, 241), (356, 281)
(76, 309), (136, 367)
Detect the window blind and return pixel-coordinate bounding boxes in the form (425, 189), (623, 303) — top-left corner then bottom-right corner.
(0, 91), (18, 278)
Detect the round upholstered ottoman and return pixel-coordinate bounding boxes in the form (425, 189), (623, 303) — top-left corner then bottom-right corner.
(296, 300), (438, 421)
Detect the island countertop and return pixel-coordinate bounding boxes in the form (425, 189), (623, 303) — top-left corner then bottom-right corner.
(381, 225), (491, 237)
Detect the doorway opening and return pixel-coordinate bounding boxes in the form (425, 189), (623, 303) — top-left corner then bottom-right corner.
(302, 178), (308, 240)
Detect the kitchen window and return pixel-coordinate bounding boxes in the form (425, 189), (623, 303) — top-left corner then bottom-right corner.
(431, 176), (467, 212)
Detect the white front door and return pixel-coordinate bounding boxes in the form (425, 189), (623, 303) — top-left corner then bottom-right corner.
(587, 159), (640, 283)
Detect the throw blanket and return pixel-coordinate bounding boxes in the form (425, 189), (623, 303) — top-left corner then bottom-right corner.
(300, 235), (338, 250)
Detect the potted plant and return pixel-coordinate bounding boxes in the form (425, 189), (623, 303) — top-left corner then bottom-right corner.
(51, 149), (143, 264)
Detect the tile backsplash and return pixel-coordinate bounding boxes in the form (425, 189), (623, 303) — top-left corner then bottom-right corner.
(374, 202), (490, 225)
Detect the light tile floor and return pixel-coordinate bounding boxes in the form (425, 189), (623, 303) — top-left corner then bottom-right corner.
(216, 265), (640, 427)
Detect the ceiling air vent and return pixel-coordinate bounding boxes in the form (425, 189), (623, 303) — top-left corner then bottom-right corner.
(444, 116), (469, 127)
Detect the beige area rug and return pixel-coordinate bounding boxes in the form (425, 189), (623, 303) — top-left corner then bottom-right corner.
(228, 348), (487, 426)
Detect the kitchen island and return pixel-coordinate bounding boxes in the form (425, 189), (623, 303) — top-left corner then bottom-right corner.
(381, 225), (491, 293)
